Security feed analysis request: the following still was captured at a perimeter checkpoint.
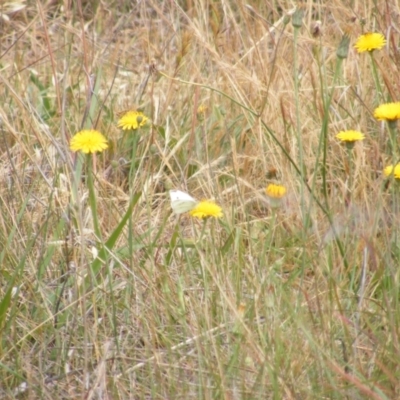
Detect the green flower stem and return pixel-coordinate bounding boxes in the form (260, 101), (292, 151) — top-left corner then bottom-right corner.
(127, 131), (140, 253)
(368, 52), (383, 103)
(70, 153), (87, 248)
(390, 181), (400, 252)
(345, 145), (354, 205)
(71, 152), (84, 205)
(128, 131), (140, 188)
(387, 120), (399, 160)
(87, 155), (102, 240)
(198, 219), (208, 242)
(268, 208), (277, 243)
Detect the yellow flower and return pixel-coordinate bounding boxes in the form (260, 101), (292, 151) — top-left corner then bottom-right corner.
(265, 184), (286, 208)
(266, 184), (286, 198)
(70, 129), (108, 154)
(336, 130), (365, 142)
(189, 200), (223, 219)
(354, 32), (386, 53)
(197, 104), (207, 114)
(374, 102), (400, 121)
(117, 110), (148, 130)
(384, 164), (400, 179)
(197, 105), (208, 121)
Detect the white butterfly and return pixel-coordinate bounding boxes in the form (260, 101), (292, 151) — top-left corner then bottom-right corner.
(169, 189), (199, 214)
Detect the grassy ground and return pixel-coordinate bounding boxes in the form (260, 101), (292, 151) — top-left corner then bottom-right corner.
(1, 0), (400, 398)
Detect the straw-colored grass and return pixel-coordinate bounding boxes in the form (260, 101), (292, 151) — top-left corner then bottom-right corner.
(1, 0), (399, 398)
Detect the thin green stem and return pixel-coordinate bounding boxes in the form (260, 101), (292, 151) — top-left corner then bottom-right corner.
(345, 145), (354, 205)
(87, 156), (101, 239)
(368, 52), (383, 103)
(129, 132), (140, 187)
(387, 120), (399, 160)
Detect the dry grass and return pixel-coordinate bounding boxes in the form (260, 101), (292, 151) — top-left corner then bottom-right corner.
(1, 0), (400, 398)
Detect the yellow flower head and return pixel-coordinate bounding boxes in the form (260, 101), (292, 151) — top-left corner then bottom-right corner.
(336, 130), (365, 143)
(265, 184), (286, 208)
(117, 110), (148, 130)
(189, 200), (223, 219)
(70, 129), (108, 154)
(265, 184), (286, 198)
(197, 104), (208, 114)
(384, 164), (400, 179)
(354, 32), (386, 53)
(374, 102), (400, 121)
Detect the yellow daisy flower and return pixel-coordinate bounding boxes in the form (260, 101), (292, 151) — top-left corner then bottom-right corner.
(354, 32), (386, 53)
(117, 110), (148, 130)
(265, 184), (286, 208)
(336, 130), (365, 143)
(384, 164), (400, 179)
(197, 104), (207, 114)
(374, 102), (400, 121)
(189, 200), (223, 219)
(70, 129), (108, 154)
(197, 104), (208, 120)
(266, 184), (286, 198)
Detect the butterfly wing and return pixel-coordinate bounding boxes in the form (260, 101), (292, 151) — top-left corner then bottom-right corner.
(169, 190), (198, 214)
